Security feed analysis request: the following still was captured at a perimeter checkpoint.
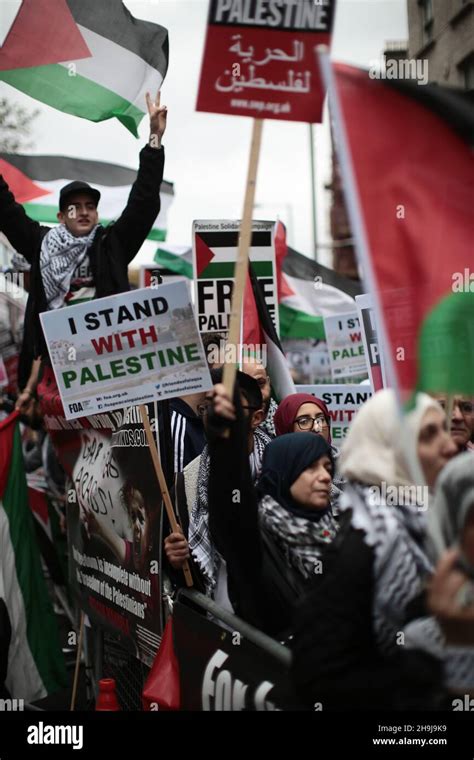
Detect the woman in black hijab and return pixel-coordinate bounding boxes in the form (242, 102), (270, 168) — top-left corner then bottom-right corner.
(207, 382), (338, 639)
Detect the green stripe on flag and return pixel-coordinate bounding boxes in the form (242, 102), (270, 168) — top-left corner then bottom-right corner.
(23, 204), (166, 241)
(0, 64), (144, 136)
(417, 291), (474, 395)
(154, 249), (193, 278)
(279, 302), (326, 340)
(2, 425), (66, 694)
(200, 261), (273, 279)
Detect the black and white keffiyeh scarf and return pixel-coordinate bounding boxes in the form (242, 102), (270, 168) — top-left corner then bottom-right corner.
(258, 495), (338, 580)
(40, 224), (99, 309)
(340, 482), (433, 656)
(188, 427), (270, 594)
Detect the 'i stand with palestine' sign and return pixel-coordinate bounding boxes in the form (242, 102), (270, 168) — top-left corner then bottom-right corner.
(40, 282), (212, 420)
(196, 0), (335, 123)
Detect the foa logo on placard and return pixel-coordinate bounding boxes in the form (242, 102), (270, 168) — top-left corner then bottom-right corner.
(201, 649), (279, 711)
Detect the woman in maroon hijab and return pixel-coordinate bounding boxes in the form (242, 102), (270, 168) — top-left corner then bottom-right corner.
(274, 393), (332, 442)
(274, 393), (345, 503)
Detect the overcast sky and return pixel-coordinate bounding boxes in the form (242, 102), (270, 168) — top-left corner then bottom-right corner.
(3, 0), (408, 268)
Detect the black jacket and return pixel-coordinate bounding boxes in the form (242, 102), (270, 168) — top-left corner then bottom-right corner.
(163, 398), (206, 474)
(207, 397), (310, 639)
(290, 513), (445, 710)
(0, 144), (165, 388)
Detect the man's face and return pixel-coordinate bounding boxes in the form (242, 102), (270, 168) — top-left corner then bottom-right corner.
(432, 394), (474, 451)
(417, 407), (457, 489)
(199, 387), (263, 433)
(57, 192), (99, 237)
(241, 359), (271, 417)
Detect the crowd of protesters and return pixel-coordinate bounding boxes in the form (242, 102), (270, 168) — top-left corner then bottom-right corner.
(1, 92), (474, 710)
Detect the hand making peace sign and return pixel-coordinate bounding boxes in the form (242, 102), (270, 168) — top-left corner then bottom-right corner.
(146, 88), (167, 147)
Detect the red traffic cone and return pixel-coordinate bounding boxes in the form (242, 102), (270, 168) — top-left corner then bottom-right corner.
(96, 678), (121, 711)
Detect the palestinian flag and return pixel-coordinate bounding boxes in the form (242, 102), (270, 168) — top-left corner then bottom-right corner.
(154, 244), (193, 279)
(1, 153), (174, 242)
(334, 64), (474, 399)
(0, 412), (66, 701)
(156, 228), (361, 341)
(28, 486), (67, 588)
(275, 221), (362, 339)
(0, 0), (168, 136)
(244, 264), (296, 402)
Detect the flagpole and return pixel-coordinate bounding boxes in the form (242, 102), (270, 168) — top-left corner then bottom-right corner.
(315, 47), (398, 397)
(223, 118), (264, 396)
(139, 404), (193, 588)
(309, 124), (318, 261)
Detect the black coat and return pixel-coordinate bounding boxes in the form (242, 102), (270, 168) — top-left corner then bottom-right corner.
(207, 398), (311, 639)
(0, 144), (165, 388)
(290, 512), (446, 710)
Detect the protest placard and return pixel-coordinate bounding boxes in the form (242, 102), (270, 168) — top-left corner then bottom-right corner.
(196, 0), (335, 123)
(324, 312), (367, 380)
(40, 282), (212, 420)
(62, 406), (164, 666)
(193, 219), (279, 337)
(355, 294), (387, 391)
(296, 383), (373, 442)
(283, 338), (331, 383)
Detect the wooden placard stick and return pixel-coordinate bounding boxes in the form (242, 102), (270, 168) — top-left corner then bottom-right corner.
(446, 394), (454, 434)
(70, 611), (85, 711)
(223, 118), (264, 396)
(139, 404), (193, 587)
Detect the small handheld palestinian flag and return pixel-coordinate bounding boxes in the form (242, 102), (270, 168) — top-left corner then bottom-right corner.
(274, 221), (361, 340)
(244, 262), (296, 402)
(0, 0), (169, 136)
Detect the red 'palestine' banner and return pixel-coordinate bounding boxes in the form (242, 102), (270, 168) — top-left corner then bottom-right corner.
(335, 64), (474, 399)
(196, 0), (335, 123)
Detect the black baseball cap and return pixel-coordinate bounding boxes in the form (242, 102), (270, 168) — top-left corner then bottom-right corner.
(59, 181), (101, 210)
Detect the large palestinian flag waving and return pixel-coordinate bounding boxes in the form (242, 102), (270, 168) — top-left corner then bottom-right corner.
(0, 0), (168, 136)
(335, 65), (474, 399)
(0, 412), (66, 701)
(0, 153), (174, 242)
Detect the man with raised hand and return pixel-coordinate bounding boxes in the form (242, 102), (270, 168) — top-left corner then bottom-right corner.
(0, 90), (168, 400)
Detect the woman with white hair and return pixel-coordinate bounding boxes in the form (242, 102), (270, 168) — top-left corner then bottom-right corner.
(291, 389), (457, 710)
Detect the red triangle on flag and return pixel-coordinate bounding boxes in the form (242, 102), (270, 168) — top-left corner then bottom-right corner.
(195, 234), (215, 276)
(274, 221), (295, 300)
(0, 159), (50, 203)
(0, 0), (91, 71)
